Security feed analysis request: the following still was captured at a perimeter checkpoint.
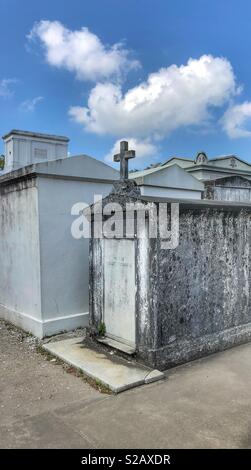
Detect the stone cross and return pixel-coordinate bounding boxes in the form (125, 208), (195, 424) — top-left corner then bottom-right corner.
(114, 141), (136, 180)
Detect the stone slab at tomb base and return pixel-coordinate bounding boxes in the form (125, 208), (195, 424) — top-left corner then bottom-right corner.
(43, 337), (164, 393)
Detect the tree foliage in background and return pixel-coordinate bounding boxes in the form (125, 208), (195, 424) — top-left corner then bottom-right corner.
(0, 155), (4, 170)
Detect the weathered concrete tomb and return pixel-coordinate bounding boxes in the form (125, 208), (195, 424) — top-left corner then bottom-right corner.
(0, 130), (120, 337)
(2, 129), (251, 354)
(89, 187), (251, 370)
(203, 175), (251, 202)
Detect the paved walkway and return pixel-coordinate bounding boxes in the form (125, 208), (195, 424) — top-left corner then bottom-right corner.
(0, 320), (251, 448)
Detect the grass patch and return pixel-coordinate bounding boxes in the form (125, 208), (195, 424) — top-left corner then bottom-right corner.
(98, 322), (106, 337)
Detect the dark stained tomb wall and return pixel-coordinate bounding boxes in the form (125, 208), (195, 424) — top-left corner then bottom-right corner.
(145, 206), (251, 369)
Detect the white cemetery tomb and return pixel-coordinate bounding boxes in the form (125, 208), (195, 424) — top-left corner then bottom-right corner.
(0, 131), (205, 339)
(0, 130), (119, 337)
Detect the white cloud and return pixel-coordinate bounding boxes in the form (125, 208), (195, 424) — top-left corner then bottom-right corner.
(20, 96), (44, 112)
(221, 101), (251, 138)
(28, 20), (139, 82)
(105, 138), (158, 162)
(68, 55), (238, 139)
(0, 78), (17, 98)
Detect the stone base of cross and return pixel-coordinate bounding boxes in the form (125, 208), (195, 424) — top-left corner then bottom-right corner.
(113, 141), (136, 180)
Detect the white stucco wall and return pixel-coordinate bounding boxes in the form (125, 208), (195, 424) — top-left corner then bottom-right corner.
(37, 176), (114, 336)
(0, 153), (119, 338)
(0, 179), (42, 335)
(140, 185), (202, 199)
(132, 164), (204, 199)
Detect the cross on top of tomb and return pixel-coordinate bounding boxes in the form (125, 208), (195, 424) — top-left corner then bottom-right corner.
(114, 141), (136, 180)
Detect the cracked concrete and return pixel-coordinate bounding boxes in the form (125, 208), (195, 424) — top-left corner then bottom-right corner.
(1, 320), (251, 449)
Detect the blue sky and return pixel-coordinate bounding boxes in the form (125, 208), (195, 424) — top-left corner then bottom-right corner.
(1, 0), (251, 168)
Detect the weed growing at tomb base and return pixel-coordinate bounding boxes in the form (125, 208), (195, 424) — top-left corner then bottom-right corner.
(98, 321), (106, 337)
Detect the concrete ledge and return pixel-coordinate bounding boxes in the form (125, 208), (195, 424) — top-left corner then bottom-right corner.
(97, 336), (135, 355)
(141, 321), (251, 370)
(42, 312), (89, 337)
(0, 304), (43, 337)
(0, 304), (89, 338)
(43, 337), (164, 393)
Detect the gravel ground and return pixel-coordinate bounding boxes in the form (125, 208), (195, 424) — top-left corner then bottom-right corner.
(1, 319), (251, 449)
(0, 320), (103, 443)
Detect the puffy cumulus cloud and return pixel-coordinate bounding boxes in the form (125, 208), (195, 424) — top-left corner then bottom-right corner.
(69, 55), (238, 139)
(221, 101), (251, 138)
(28, 20), (139, 82)
(104, 138), (158, 162)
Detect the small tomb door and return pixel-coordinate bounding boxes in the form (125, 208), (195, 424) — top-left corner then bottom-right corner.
(103, 238), (136, 347)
